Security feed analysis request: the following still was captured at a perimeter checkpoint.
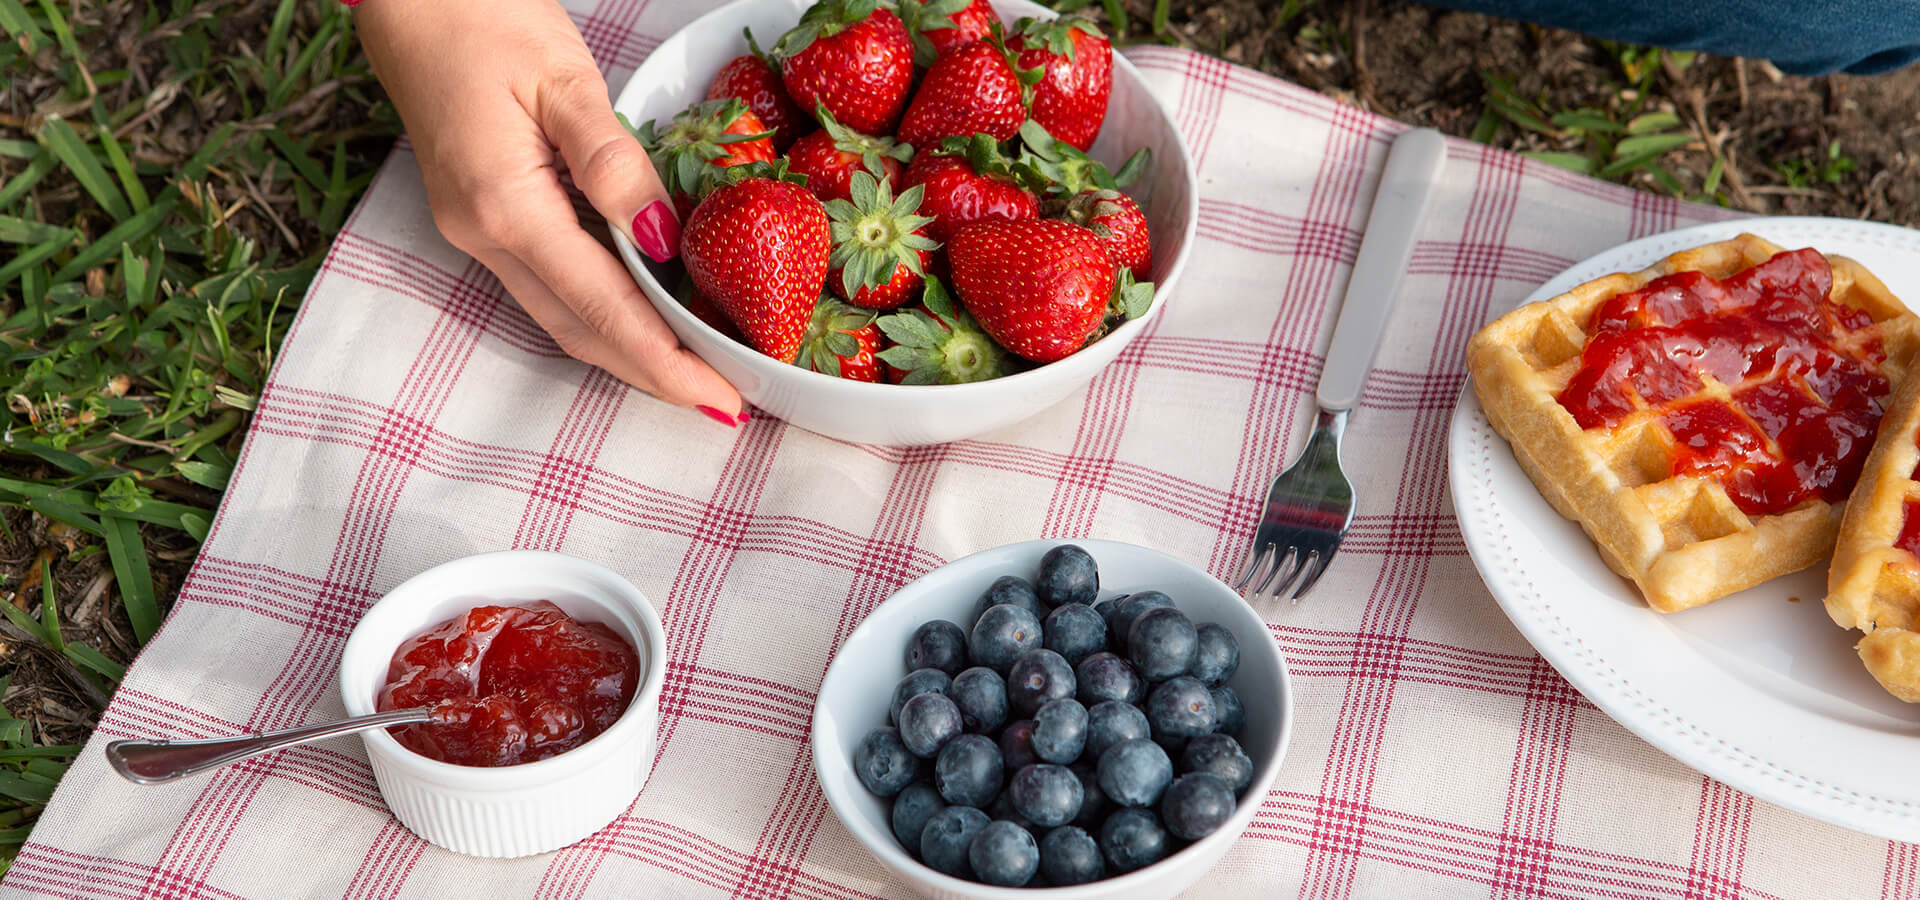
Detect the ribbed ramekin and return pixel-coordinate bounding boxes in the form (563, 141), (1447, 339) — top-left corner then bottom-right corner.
(338, 551), (666, 858)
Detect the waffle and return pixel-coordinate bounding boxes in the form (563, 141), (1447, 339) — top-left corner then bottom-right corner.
(1467, 234), (1920, 613)
(1825, 366), (1920, 701)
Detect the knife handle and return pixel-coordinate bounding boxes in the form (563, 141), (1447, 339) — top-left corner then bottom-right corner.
(1314, 127), (1449, 412)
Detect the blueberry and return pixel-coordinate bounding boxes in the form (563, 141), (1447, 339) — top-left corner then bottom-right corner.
(1098, 807), (1170, 873)
(1210, 685), (1245, 736)
(1031, 698), (1089, 764)
(1191, 622), (1239, 687)
(1039, 825), (1105, 886)
(998, 719), (1039, 772)
(1147, 675), (1217, 739)
(1090, 598), (1119, 643)
(1152, 731), (1190, 759)
(919, 805), (990, 878)
(1008, 763), (1084, 827)
(1075, 651), (1145, 706)
(1086, 700), (1151, 759)
(906, 620), (969, 677)
(890, 784), (947, 854)
(1069, 760), (1110, 830)
(1160, 771), (1236, 840)
(1106, 591), (1174, 653)
(1036, 544), (1099, 607)
(898, 692), (965, 758)
(976, 575), (1044, 621)
(853, 727), (919, 797)
(948, 666), (1008, 734)
(1097, 738), (1173, 807)
(968, 820), (1039, 887)
(1043, 603), (1107, 667)
(1127, 606), (1198, 682)
(988, 791), (1039, 836)
(890, 668), (952, 725)
(933, 734), (1004, 807)
(1007, 648), (1076, 716)
(969, 604), (1043, 673)
(1182, 733), (1254, 792)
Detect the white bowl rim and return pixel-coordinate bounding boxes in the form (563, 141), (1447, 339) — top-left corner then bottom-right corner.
(338, 549), (669, 788)
(606, 0), (1202, 397)
(810, 538), (1296, 896)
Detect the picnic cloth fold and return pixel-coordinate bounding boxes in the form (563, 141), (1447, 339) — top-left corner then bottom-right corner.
(6, 1), (1918, 896)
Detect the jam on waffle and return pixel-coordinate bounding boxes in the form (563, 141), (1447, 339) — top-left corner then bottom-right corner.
(1826, 368), (1920, 702)
(1468, 234), (1919, 613)
(1557, 247), (1886, 517)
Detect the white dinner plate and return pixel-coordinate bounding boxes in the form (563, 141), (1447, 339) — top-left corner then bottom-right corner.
(1448, 216), (1920, 843)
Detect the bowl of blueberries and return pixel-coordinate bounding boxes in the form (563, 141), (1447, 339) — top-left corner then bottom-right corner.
(811, 539), (1293, 898)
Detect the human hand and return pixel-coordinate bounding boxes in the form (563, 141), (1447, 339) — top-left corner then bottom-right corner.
(353, 0), (747, 427)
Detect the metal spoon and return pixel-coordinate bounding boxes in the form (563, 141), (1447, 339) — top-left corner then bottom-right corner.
(105, 707), (437, 785)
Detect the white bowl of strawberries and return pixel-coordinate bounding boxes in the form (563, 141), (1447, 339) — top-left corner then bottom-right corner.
(611, 0), (1197, 446)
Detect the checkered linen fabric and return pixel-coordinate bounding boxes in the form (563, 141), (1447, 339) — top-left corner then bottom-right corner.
(6, 1), (1919, 897)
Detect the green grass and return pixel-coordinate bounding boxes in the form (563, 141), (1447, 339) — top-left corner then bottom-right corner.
(0, 0), (396, 871)
(1778, 139), (1859, 188)
(1475, 45), (1726, 204)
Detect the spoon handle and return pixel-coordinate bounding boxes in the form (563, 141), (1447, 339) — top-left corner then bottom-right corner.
(105, 707), (436, 785)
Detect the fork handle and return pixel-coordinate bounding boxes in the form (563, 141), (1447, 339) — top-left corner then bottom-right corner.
(1315, 127), (1449, 412)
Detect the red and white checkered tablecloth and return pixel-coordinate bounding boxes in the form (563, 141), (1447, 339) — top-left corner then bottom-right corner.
(7, 0), (1918, 896)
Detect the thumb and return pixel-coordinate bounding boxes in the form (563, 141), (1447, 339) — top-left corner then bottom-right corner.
(538, 71), (681, 263)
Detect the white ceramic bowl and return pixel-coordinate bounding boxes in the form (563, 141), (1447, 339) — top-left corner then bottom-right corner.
(338, 551), (668, 858)
(610, 0), (1199, 446)
(812, 539), (1293, 899)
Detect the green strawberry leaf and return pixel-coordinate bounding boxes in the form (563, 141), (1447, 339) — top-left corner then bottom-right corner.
(1111, 147), (1153, 188)
(632, 98), (780, 199)
(872, 298), (1014, 385)
(698, 158), (808, 199)
(827, 170), (937, 293)
(774, 0), (880, 59)
(922, 274), (959, 323)
(896, 0), (970, 66)
(1123, 279), (1154, 320)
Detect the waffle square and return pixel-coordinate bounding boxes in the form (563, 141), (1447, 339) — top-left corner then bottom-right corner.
(1467, 234), (1920, 613)
(1826, 366), (1920, 701)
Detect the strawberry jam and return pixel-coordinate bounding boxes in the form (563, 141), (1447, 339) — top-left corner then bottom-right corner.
(1556, 248), (1888, 516)
(1898, 500), (1920, 560)
(377, 601), (638, 767)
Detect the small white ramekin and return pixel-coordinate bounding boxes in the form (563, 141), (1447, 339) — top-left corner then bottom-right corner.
(338, 551), (667, 858)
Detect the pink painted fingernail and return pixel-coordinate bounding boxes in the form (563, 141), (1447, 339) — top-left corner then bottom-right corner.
(632, 201), (680, 262)
(735, 408), (752, 425)
(697, 405), (738, 428)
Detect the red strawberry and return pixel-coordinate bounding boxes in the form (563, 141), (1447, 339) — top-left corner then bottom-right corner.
(796, 297), (884, 381)
(785, 107), (913, 204)
(874, 276), (1015, 383)
(946, 218), (1116, 363)
(1062, 189), (1151, 281)
(674, 274), (747, 342)
(681, 164), (832, 363)
(903, 136), (1040, 245)
(1008, 17), (1112, 151)
(773, 1), (914, 136)
(826, 169), (938, 309)
(896, 0), (1002, 64)
(895, 35), (1041, 148)
(633, 99), (778, 218)
(704, 31), (807, 152)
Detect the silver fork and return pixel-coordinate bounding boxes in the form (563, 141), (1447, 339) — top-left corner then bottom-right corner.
(1234, 128), (1448, 602)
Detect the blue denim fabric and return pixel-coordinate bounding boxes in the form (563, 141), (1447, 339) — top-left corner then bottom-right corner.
(1421, 0), (1920, 74)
